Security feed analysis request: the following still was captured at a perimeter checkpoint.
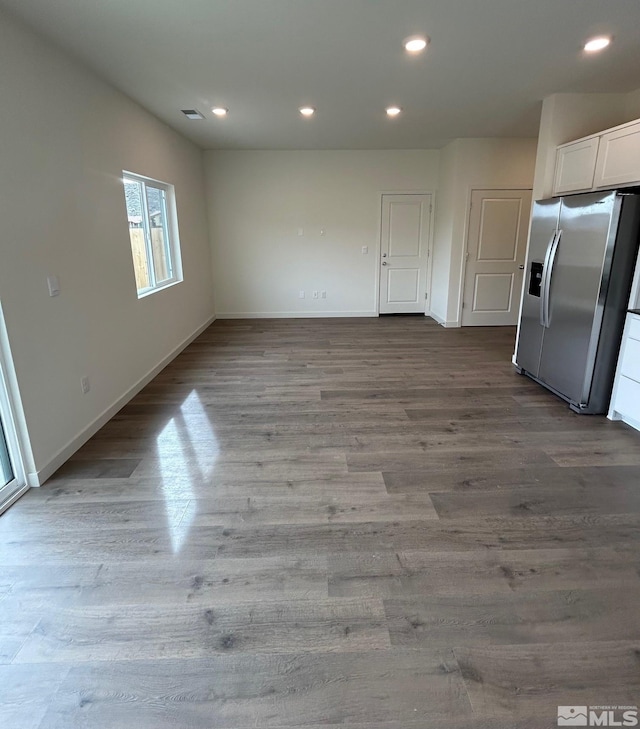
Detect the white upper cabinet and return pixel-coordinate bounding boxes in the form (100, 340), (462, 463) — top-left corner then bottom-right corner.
(593, 120), (640, 190)
(552, 137), (599, 195)
(552, 118), (640, 196)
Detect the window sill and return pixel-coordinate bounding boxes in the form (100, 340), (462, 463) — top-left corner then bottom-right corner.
(136, 278), (182, 300)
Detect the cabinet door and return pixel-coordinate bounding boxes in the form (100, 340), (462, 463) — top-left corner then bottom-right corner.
(593, 121), (640, 189)
(552, 137), (599, 195)
(610, 315), (640, 429)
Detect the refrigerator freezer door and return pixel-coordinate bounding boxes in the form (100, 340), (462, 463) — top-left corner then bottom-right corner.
(515, 198), (561, 377)
(538, 191), (618, 405)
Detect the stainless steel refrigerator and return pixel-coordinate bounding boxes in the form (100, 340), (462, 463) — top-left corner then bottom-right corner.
(515, 190), (640, 414)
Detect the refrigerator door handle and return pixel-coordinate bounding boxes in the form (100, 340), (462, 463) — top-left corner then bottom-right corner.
(543, 229), (562, 328)
(540, 231), (557, 326)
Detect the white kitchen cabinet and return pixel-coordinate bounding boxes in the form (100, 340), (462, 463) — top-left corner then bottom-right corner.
(593, 120), (640, 190)
(552, 117), (640, 196)
(609, 312), (640, 431)
(552, 137), (599, 195)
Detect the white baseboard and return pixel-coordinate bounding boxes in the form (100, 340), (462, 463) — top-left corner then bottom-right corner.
(26, 472), (41, 489)
(428, 311), (459, 328)
(216, 311), (378, 319)
(30, 314), (216, 486)
(608, 410), (640, 433)
(621, 415), (640, 432)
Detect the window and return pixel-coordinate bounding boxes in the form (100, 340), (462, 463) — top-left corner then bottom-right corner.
(122, 172), (182, 296)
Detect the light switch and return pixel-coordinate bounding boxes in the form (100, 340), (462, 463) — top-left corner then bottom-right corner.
(297, 228), (304, 236)
(362, 246), (368, 255)
(47, 275), (60, 297)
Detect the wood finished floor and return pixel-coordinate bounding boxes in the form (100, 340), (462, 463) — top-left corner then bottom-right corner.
(2, 317), (640, 729)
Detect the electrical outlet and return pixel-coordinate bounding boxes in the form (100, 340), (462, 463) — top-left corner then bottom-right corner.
(81, 376), (90, 394)
(321, 290), (327, 299)
(297, 228), (304, 236)
(313, 291), (319, 299)
(299, 290), (305, 299)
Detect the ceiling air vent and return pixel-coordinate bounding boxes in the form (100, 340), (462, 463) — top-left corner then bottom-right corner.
(181, 109), (204, 120)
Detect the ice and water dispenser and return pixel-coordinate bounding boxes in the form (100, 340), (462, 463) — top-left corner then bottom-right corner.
(528, 261), (543, 297)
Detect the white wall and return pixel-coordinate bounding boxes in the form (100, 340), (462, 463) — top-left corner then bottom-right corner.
(431, 138), (538, 326)
(429, 143), (457, 323)
(0, 11), (215, 483)
(205, 150), (439, 317)
(627, 88), (640, 118)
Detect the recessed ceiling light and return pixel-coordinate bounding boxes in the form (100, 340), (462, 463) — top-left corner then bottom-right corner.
(386, 106), (402, 117)
(212, 107), (228, 117)
(299, 106), (315, 117)
(584, 36), (611, 52)
(404, 36), (428, 53)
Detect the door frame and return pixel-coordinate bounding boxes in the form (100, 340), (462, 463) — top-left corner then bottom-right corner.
(458, 186), (533, 327)
(376, 190), (435, 316)
(0, 303), (29, 513)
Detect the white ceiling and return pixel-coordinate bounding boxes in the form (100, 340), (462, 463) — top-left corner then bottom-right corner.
(2, 0), (640, 150)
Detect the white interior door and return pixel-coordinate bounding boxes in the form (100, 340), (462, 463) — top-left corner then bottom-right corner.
(379, 194), (431, 314)
(462, 189), (532, 326)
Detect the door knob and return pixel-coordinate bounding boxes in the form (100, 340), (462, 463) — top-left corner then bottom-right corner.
(518, 265), (525, 270)
(382, 253), (387, 258)
(382, 261), (387, 266)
